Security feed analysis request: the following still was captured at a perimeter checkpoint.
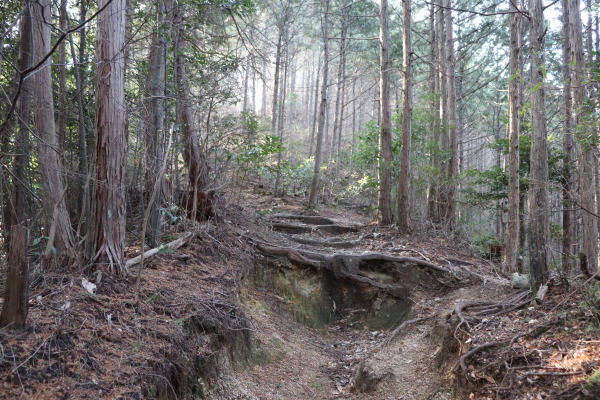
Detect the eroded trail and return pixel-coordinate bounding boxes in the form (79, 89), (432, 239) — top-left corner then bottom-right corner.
(208, 204), (511, 399)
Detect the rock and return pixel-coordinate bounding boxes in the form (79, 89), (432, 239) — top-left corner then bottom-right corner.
(352, 360), (394, 393)
(511, 273), (530, 289)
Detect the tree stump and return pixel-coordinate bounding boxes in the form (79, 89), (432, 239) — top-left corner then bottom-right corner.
(0, 224), (29, 329)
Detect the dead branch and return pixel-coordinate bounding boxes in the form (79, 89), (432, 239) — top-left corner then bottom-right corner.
(126, 231), (194, 269)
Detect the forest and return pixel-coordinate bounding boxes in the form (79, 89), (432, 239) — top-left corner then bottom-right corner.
(1, 0), (600, 398)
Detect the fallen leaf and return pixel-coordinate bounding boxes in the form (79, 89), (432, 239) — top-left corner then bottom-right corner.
(484, 376), (496, 384)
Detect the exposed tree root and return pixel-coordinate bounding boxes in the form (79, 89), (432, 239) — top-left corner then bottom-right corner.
(271, 222), (358, 235)
(383, 315), (434, 347)
(454, 290), (530, 333)
(270, 213), (336, 225)
(289, 235), (365, 248)
(253, 241), (458, 305)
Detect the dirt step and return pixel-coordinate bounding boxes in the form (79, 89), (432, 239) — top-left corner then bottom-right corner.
(271, 222), (359, 235)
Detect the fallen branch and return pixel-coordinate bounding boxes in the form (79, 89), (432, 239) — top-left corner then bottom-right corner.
(126, 231), (194, 269)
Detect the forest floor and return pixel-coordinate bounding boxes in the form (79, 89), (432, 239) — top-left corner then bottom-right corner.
(0, 190), (599, 399)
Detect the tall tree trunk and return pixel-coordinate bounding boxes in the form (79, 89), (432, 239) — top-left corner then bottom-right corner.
(528, 0), (550, 288)
(443, 0), (458, 230)
(68, 31), (90, 237)
(288, 53), (296, 132)
(57, 0), (67, 155)
(330, 0), (347, 169)
(570, 0), (598, 275)
(145, 0), (167, 248)
(6, 1), (32, 238)
(262, 61), (267, 119)
(175, 9), (207, 193)
(378, 0), (393, 224)
(397, 0), (412, 233)
(308, 0), (330, 209)
(427, 0), (439, 222)
(271, 29), (283, 131)
(31, 0), (74, 261)
(505, 0), (522, 273)
(86, 0), (127, 274)
(309, 51), (322, 158)
(561, 0), (575, 273)
(436, 0), (447, 221)
(243, 53), (251, 112)
(275, 41), (288, 194)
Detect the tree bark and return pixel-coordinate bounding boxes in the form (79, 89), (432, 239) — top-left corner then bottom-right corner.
(271, 29), (283, 131)
(561, 0), (575, 273)
(378, 0), (393, 224)
(443, 0), (458, 231)
(309, 51), (322, 158)
(57, 0), (67, 155)
(570, 0), (598, 275)
(8, 2), (32, 232)
(175, 9), (206, 193)
(397, 0), (412, 233)
(0, 225), (28, 329)
(308, 0), (330, 209)
(330, 0), (347, 169)
(528, 0), (550, 288)
(31, 0), (74, 261)
(505, 0), (522, 273)
(427, 0), (439, 223)
(144, 0), (167, 248)
(86, 0), (127, 274)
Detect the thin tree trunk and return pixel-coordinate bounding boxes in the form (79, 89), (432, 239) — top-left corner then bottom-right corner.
(271, 29), (283, 131)
(330, 1), (347, 169)
(57, 0), (67, 154)
(528, 0), (550, 288)
(505, 0), (522, 273)
(561, 0), (575, 273)
(309, 51), (322, 158)
(308, 0), (330, 209)
(288, 53), (296, 132)
(275, 41), (288, 194)
(378, 0), (393, 224)
(397, 0), (412, 233)
(243, 53), (251, 112)
(86, 0), (127, 274)
(262, 61), (267, 119)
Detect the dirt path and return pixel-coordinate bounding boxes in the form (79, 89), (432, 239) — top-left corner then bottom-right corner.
(207, 201), (511, 399)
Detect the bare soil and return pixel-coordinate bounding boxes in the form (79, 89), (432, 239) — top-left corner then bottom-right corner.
(0, 191), (598, 400)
